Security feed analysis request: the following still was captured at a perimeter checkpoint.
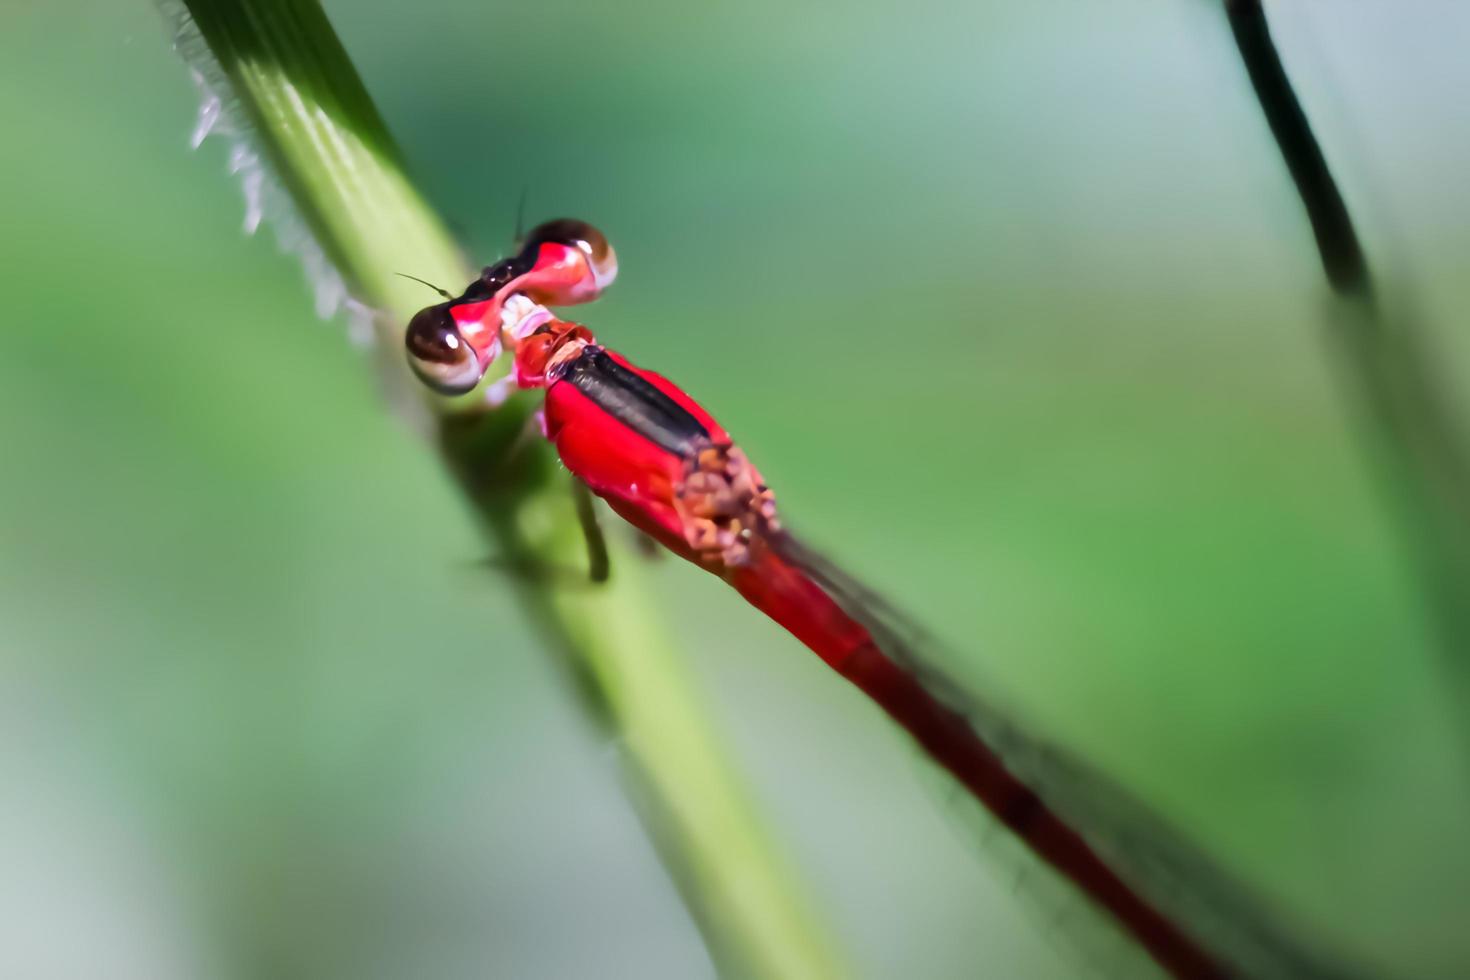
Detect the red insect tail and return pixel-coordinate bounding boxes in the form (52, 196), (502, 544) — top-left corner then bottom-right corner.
(726, 544), (1228, 980)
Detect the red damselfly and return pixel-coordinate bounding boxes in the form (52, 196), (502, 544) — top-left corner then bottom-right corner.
(403, 220), (1363, 980)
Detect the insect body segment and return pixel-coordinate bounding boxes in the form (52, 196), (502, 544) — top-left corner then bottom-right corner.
(534, 337), (768, 570)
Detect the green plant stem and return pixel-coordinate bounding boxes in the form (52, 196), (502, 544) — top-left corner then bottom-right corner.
(1224, 0), (1470, 673)
(170, 2), (844, 976)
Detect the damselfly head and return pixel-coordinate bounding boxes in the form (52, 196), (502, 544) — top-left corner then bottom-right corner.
(404, 303), (494, 395)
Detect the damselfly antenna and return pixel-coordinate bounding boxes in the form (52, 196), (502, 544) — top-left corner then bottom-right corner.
(395, 272), (454, 301)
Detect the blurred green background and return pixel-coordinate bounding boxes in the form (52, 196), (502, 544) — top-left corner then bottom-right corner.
(2, 1), (1469, 977)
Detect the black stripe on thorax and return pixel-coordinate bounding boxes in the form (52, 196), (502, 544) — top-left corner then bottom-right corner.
(558, 346), (710, 457)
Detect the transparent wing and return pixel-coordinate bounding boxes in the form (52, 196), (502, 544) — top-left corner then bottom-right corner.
(770, 529), (1375, 980)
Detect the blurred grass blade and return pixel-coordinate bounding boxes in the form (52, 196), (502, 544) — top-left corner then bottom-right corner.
(1224, 0), (1470, 687)
(159, 1), (844, 976)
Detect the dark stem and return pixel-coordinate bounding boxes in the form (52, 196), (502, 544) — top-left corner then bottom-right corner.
(1223, 0), (1470, 693)
(1224, 0), (1370, 298)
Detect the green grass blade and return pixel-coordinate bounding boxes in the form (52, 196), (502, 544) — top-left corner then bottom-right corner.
(1224, 0), (1470, 702)
(162, 2), (845, 976)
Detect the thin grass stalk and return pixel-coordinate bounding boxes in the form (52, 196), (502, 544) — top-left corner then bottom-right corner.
(162, 2), (844, 976)
(1224, 0), (1470, 684)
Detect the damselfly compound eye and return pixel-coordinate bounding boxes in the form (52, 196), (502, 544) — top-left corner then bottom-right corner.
(518, 219), (619, 302)
(523, 219), (617, 286)
(405, 304), (486, 395)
